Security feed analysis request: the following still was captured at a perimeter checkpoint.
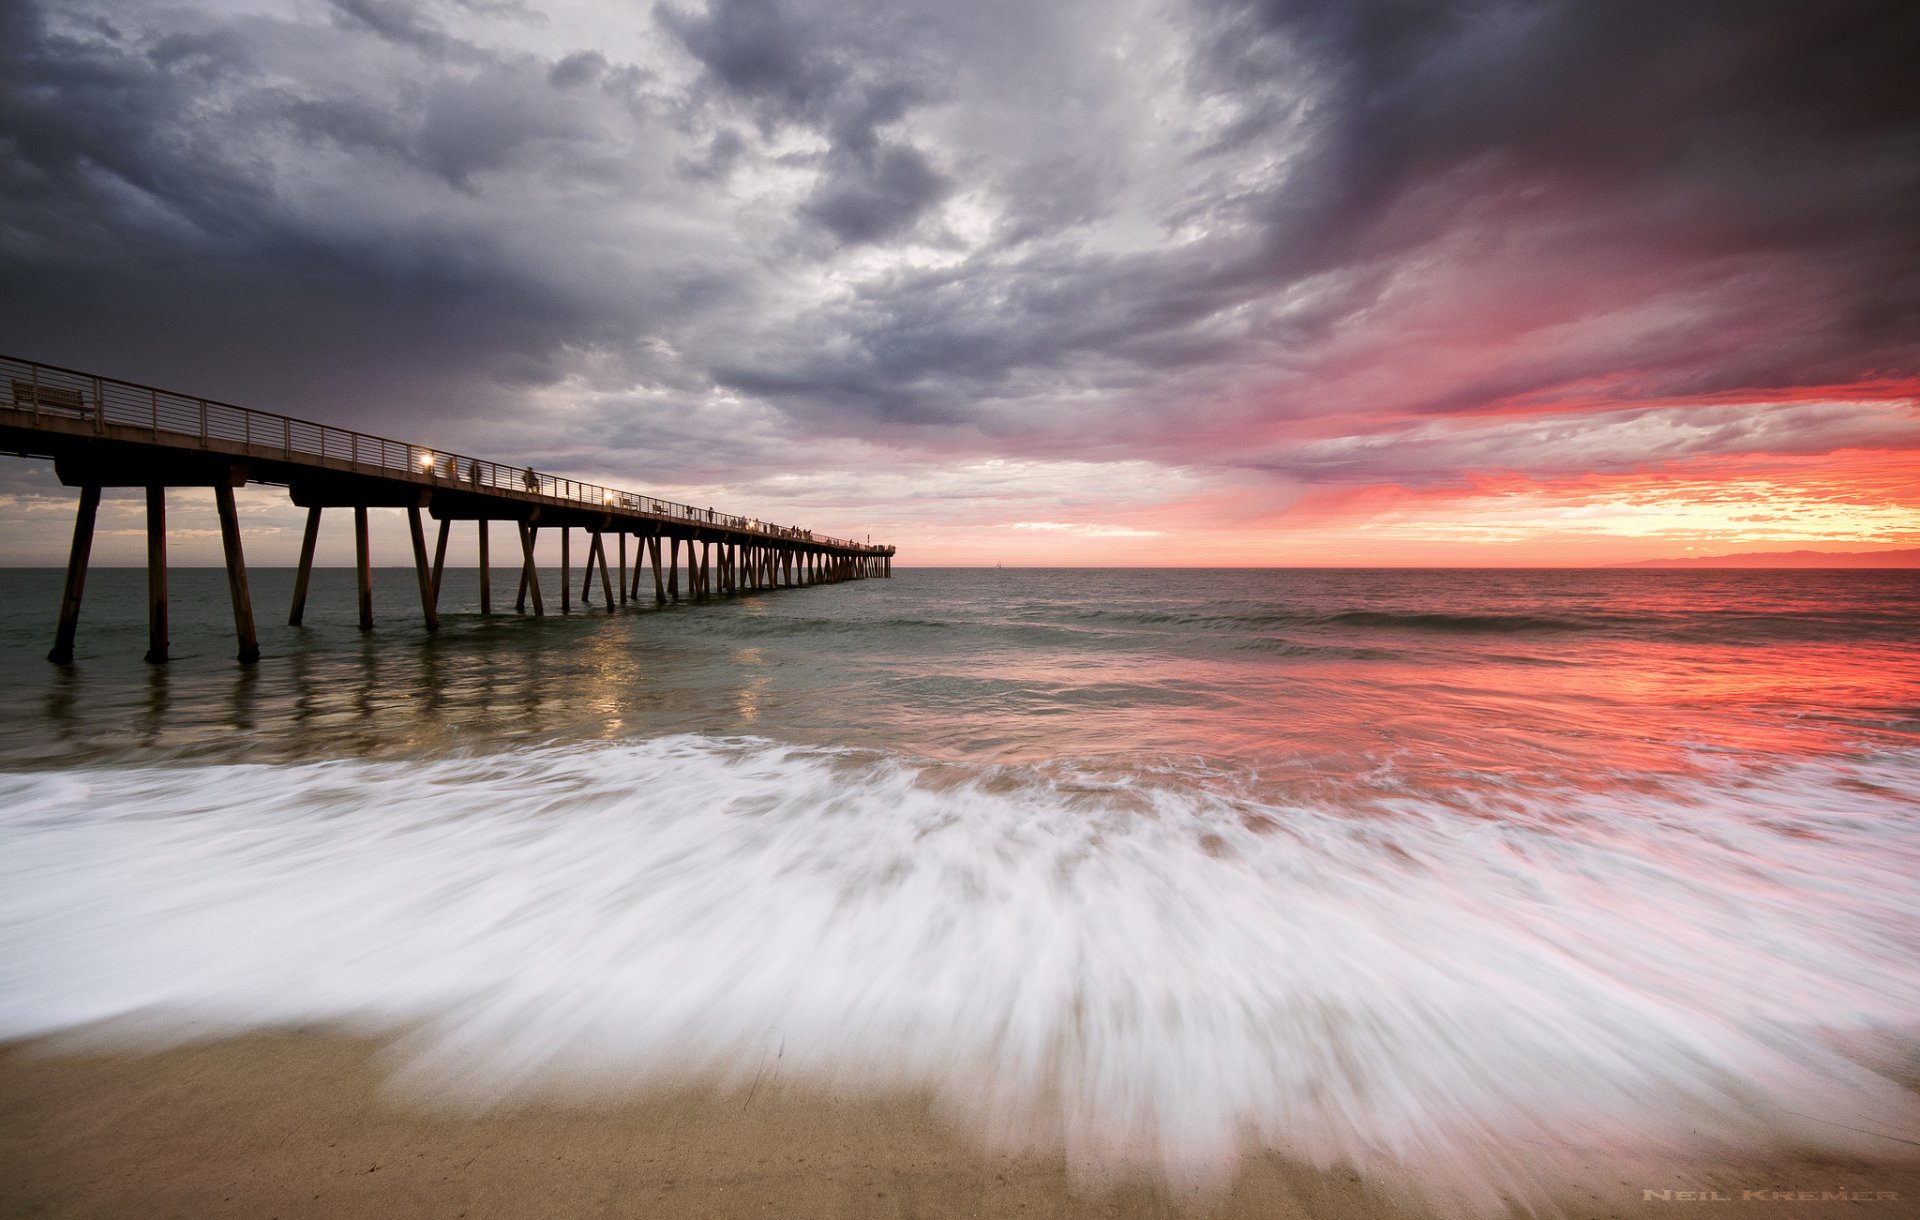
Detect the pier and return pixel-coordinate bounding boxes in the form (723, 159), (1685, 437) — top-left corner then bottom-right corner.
(1, 354), (894, 664)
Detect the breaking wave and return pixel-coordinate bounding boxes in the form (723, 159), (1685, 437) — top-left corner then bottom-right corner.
(3, 735), (1918, 1208)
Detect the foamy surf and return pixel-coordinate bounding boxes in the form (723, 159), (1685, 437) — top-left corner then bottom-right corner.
(3, 735), (1918, 1208)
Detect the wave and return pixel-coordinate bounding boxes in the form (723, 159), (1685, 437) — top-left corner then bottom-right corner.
(1318, 609), (1595, 633)
(1051, 605), (1611, 635)
(1040, 603), (1920, 645)
(3, 738), (1918, 1208)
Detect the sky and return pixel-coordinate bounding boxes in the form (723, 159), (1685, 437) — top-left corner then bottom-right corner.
(2, 0), (1917, 566)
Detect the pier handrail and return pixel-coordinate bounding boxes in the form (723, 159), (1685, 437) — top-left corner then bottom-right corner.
(2, 353), (869, 551)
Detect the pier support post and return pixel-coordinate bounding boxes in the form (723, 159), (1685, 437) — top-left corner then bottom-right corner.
(516, 527), (529, 610)
(595, 533), (615, 608)
(516, 522), (545, 615)
(651, 535), (665, 604)
(48, 484), (101, 664)
(215, 484), (261, 663)
(582, 530), (610, 609)
(478, 520), (491, 614)
(561, 527), (572, 613)
(353, 506), (373, 630)
(430, 518), (450, 608)
(145, 487), (169, 663)
(618, 533), (628, 605)
(289, 506), (321, 626)
(667, 536), (680, 603)
(407, 506), (440, 633)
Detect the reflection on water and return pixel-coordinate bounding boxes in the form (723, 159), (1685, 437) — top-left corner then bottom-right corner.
(2, 567), (1917, 783)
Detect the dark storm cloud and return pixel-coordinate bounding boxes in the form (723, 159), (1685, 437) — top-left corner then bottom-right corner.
(702, 0), (1920, 458)
(0, 0), (667, 430)
(1190, 0), (1920, 345)
(0, 0), (1915, 509)
(657, 0), (952, 243)
(810, 0), (1904, 439)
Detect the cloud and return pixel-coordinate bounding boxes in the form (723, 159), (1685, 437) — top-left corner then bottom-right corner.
(1249, 398), (1920, 487)
(0, 0), (1915, 563)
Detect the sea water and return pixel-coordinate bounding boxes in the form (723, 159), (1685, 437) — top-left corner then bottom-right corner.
(2, 566), (1917, 1205)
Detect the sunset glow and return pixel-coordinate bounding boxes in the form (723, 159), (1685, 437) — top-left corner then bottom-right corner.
(2, 0), (1916, 566)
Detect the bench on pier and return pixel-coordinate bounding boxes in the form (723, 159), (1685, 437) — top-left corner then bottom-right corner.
(11, 379), (94, 419)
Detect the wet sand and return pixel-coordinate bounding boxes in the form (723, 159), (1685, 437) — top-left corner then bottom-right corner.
(2, 1031), (1913, 1219)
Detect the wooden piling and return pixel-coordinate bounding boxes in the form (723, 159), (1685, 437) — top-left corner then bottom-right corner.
(145, 487), (168, 664)
(289, 505), (321, 626)
(517, 522), (545, 615)
(430, 517), (450, 606)
(407, 506), (439, 633)
(478, 520), (491, 614)
(651, 535), (665, 604)
(214, 484), (261, 662)
(589, 531), (614, 608)
(516, 528), (530, 611)
(667, 536), (680, 603)
(353, 505), (373, 630)
(618, 533), (628, 604)
(47, 485), (101, 664)
(561, 527), (572, 613)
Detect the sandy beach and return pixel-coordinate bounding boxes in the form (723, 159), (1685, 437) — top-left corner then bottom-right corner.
(3, 1030), (1913, 1220)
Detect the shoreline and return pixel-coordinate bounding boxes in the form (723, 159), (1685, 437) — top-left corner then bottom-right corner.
(4, 1030), (1915, 1219)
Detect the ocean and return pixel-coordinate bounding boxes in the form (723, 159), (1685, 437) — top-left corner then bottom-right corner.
(2, 566), (1917, 1205)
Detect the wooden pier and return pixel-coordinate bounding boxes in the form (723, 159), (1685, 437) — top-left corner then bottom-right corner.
(2, 354), (894, 664)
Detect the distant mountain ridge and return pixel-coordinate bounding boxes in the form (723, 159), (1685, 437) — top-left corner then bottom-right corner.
(1614, 547), (1920, 568)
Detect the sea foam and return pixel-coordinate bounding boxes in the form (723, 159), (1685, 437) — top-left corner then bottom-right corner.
(2, 735), (1917, 1206)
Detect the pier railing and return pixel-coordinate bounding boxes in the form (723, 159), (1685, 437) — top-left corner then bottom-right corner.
(2, 353), (856, 548)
